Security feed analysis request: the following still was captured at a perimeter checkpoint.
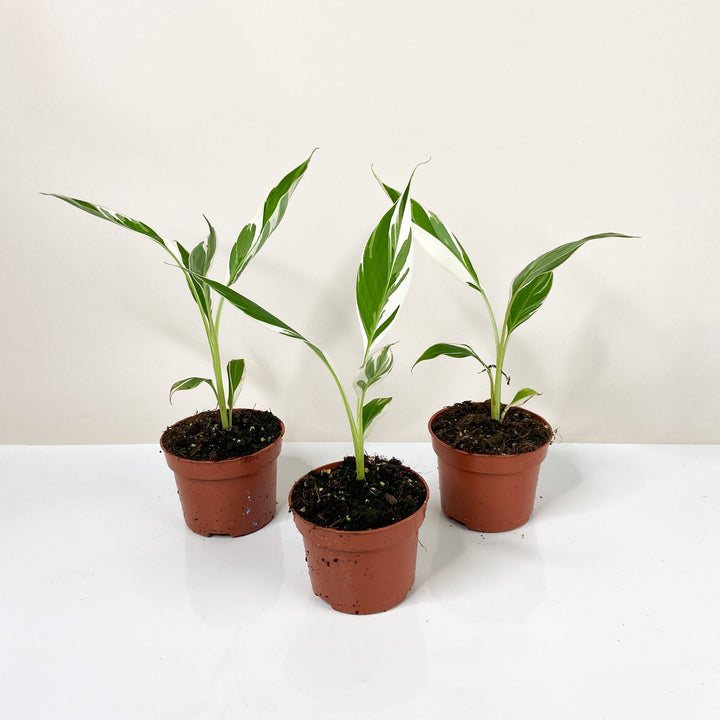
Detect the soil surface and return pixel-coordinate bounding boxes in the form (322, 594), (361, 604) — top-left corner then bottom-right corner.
(160, 409), (282, 461)
(290, 455), (427, 531)
(431, 400), (553, 455)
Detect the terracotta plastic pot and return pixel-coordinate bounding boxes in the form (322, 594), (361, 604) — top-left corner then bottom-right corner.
(290, 462), (429, 615)
(429, 407), (552, 533)
(161, 417), (284, 537)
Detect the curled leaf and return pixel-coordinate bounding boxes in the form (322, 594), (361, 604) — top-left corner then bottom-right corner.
(413, 342), (490, 374)
(372, 174), (481, 291)
(169, 376), (217, 404)
(500, 387), (540, 421)
(226, 358), (246, 409)
(362, 396), (393, 436)
(353, 344), (394, 395)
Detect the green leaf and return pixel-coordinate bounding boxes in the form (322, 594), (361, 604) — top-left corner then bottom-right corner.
(355, 171), (414, 352)
(43, 193), (168, 248)
(176, 241), (191, 268)
(500, 387), (540, 421)
(226, 358), (246, 409)
(228, 223), (257, 285)
(185, 240), (212, 317)
(413, 342), (490, 373)
(511, 233), (636, 297)
(189, 240), (207, 276)
(228, 150), (316, 285)
(203, 277), (299, 337)
(353, 344), (394, 395)
(162, 239), (210, 318)
(200, 276), (333, 369)
(506, 272), (553, 333)
(362, 396), (393, 435)
(373, 173), (481, 291)
(203, 215), (217, 272)
(262, 149), (316, 229)
(169, 376), (217, 404)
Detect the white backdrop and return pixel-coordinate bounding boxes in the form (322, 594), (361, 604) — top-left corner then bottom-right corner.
(2, 0), (718, 445)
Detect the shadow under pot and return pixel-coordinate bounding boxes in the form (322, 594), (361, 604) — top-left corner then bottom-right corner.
(428, 405), (552, 533)
(161, 410), (284, 537)
(289, 460), (429, 615)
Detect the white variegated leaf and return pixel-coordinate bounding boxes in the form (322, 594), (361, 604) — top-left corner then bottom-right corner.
(355, 172), (415, 353)
(361, 396), (393, 437)
(413, 221), (477, 288)
(169, 376), (217, 404)
(500, 387), (540, 421)
(353, 344), (394, 396)
(227, 150), (315, 284)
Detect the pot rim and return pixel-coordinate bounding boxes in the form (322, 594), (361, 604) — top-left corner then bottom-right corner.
(160, 409), (285, 467)
(289, 460), (429, 539)
(428, 402), (553, 460)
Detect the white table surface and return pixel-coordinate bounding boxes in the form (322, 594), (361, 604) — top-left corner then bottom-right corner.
(1, 441), (719, 719)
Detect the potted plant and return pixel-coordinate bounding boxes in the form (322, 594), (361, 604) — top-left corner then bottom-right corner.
(44, 151), (314, 536)
(202, 165), (429, 613)
(376, 176), (633, 532)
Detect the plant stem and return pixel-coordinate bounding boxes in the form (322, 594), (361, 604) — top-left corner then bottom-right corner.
(207, 322), (230, 429)
(492, 333), (508, 421)
(478, 289), (504, 420)
(354, 392), (367, 481)
(172, 251), (231, 430)
(323, 358), (364, 480)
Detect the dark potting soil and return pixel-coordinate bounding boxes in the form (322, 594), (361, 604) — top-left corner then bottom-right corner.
(432, 400), (553, 455)
(290, 455), (427, 531)
(160, 409), (282, 461)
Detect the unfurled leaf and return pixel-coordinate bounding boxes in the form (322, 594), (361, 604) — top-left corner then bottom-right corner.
(511, 233), (635, 297)
(169, 376), (217, 404)
(228, 150), (316, 285)
(355, 173), (414, 352)
(226, 358), (246, 409)
(200, 276), (333, 369)
(506, 272), (553, 333)
(362, 396), (393, 435)
(413, 342), (490, 373)
(261, 149), (317, 231)
(353, 344), (394, 395)
(43, 194), (167, 248)
(500, 387), (540, 421)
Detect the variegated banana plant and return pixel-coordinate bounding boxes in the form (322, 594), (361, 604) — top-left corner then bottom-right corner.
(200, 166), (419, 480)
(44, 150), (315, 430)
(375, 174), (635, 422)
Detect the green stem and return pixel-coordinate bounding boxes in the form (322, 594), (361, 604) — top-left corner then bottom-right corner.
(212, 296), (231, 428)
(207, 321), (230, 429)
(322, 357), (364, 480)
(167, 247), (231, 429)
(354, 390), (367, 481)
(492, 332), (508, 421)
(479, 289), (504, 418)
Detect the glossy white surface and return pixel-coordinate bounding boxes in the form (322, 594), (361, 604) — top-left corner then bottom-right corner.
(1, 442), (719, 719)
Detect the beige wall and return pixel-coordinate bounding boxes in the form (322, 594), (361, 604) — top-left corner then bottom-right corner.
(2, 0), (718, 444)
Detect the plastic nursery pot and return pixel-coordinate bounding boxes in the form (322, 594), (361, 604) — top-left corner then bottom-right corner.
(289, 462), (429, 615)
(429, 407), (552, 533)
(161, 415), (284, 537)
